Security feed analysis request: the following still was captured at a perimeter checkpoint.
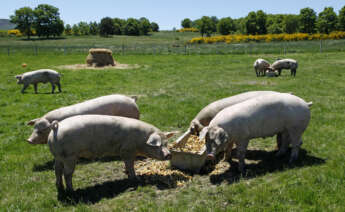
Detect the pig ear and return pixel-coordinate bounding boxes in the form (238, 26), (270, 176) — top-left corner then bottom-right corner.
(49, 120), (59, 130)
(15, 75), (22, 79)
(164, 131), (179, 139)
(130, 95), (138, 102)
(146, 133), (161, 147)
(216, 127), (228, 145)
(199, 127), (209, 140)
(27, 118), (39, 126)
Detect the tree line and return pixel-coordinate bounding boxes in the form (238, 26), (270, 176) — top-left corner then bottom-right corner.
(65, 17), (159, 37)
(181, 6), (345, 37)
(10, 4), (159, 39)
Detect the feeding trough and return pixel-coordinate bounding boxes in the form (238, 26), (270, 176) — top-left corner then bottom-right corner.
(169, 131), (207, 173)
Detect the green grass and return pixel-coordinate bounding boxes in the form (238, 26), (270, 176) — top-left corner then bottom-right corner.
(1, 31), (345, 55)
(0, 51), (345, 211)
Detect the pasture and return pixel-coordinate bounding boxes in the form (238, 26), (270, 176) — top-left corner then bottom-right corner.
(0, 48), (345, 211)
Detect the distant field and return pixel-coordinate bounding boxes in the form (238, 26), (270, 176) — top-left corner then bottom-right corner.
(0, 51), (344, 211)
(1, 31), (345, 55)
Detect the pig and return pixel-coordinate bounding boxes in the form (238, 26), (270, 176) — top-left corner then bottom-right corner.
(253, 59), (270, 77)
(27, 94), (139, 144)
(268, 59), (298, 76)
(204, 93), (311, 173)
(189, 91), (283, 136)
(47, 115), (174, 192)
(15, 69), (61, 94)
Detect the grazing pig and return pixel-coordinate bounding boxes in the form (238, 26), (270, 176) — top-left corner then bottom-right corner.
(15, 69), (61, 94)
(253, 59), (270, 77)
(204, 93), (311, 173)
(269, 59), (298, 76)
(27, 94), (139, 144)
(47, 115), (174, 192)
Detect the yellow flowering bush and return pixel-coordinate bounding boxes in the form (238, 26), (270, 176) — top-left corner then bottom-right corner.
(177, 28), (199, 32)
(7, 29), (22, 37)
(188, 32), (345, 44)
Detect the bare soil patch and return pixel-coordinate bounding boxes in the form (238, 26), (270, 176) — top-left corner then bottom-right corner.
(56, 63), (140, 70)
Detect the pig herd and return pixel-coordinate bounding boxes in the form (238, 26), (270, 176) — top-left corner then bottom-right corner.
(18, 68), (311, 195)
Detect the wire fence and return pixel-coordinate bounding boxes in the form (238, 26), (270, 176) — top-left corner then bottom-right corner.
(1, 39), (345, 56)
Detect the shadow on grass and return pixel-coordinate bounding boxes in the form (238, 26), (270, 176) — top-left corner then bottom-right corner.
(208, 148), (325, 185)
(20, 37), (66, 41)
(58, 172), (188, 205)
(33, 156), (145, 172)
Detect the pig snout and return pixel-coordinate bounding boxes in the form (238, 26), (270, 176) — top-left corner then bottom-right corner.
(206, 153), (215, 161)
(26, 138), (34, 144)
(163, 148), (172, 160)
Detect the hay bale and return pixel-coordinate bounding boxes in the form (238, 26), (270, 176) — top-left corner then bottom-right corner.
(86, 48), (116, 67)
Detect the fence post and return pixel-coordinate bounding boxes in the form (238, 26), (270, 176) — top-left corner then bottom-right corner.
(320, 40), (322, 53)
(184, 44), (187, 55)
(7, 47), (10, 56)
(122, 43), (125, 55)
(64, 46), (67, 55)
(35, 46), (38, 56)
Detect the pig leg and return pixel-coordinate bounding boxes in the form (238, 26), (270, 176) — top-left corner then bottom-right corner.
(288, 131), (303, 163)
(236, 139), (249, 173)
(63, 158), (76, 192)
(56, 82), (62, 92)
(255, 68), (259, 77)
(55, 160), (64, 192)
(124, 160), (136, 179)
(33, 83), (38, 94)
(225, 141), (234, 161)
(21, 84), (29, 93)
(276, 131), (290, 157)
(278, 69), (282, 76)
(51, 82), (55, 94)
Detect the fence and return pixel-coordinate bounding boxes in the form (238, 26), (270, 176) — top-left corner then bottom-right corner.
(1, 39), (345, 56)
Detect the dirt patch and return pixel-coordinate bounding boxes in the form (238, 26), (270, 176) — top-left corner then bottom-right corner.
(56, 63), (141, 70)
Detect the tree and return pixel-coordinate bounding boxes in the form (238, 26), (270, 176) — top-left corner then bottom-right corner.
(34, 4), (64, 38)
(64, 24), (72, 35)
(89, 21), (99, 35)
(78, 22), (90, 35)
(113, 18), (125, 35)
(151, 22), (159, 32)
(266, 14), (284, 34)
(339, 6), (345, 31)
(210, 16), (219, 32)
(123, 18), (140, 36)
(99, 17), (115, 36)
(72, 24), (80, 36)
(283, 15), (299, 34)
(195, 16), (215, 37)
(317, 7), (338, 34)
(299, 7), (317, 33)
(245, 11), (257, 35)
(10, 7), (35, 39)
(217, 17), (236, 35)
(181, 18), (192, 28)
(139, 17), (151, 35)
(256, 10), (267, 34)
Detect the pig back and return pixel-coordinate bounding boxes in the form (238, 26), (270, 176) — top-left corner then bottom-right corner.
(195, 91), (280, 126)
(209, 93), (310, 139)
(44, 94), (140, 122)
(48, 115), (158, 159)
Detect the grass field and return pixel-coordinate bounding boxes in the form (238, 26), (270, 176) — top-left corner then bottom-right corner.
(1, 31), (345, 55)
(0, 48), (345, 211)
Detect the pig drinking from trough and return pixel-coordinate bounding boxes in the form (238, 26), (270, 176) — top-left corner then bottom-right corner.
(269, 59), (298, 76)
(15, 69), (62, 94)
(47, 115), (174, 192)
(27, 94), (139, 144)
(204, 93), (311, 173)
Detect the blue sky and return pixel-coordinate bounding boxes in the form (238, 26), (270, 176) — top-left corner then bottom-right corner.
(1, 0), (344, 30)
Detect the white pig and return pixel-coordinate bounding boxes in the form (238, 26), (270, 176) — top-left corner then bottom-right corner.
(47, 115), (174, 192)
(204, 93), (311, 173)
(27, 94), (139, 144)
(15, 69), (61, 94)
